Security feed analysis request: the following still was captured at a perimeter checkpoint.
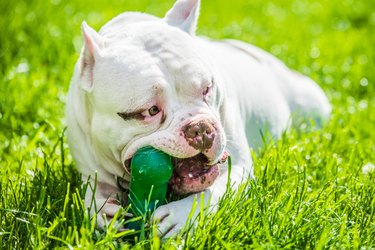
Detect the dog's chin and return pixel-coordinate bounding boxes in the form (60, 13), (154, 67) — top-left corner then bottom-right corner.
(124, 153), (219, 195)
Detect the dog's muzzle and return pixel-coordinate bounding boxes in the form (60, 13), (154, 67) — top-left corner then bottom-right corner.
(122, 118), (225, 195)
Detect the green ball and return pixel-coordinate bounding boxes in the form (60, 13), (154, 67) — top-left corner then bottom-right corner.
(128, 146), (173, 215)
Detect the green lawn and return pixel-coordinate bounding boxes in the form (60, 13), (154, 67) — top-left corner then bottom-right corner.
(1, 0), (374, 248)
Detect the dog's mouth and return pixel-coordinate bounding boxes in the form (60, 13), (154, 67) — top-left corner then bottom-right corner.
(124, 153), (221, 195)
(169, 153), (219, 194)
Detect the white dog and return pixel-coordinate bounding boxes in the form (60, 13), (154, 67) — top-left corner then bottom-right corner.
(66, 0), (330, 237)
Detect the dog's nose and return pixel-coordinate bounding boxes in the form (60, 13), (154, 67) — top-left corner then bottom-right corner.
(183, 120), (215, 151)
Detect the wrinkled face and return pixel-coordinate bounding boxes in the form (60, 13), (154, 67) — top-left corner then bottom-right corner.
(88, 23), (226, 194)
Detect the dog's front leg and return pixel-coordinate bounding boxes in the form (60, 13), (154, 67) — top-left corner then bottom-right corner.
(154, 149), (252, 238)
(153, 157), (251, 238)
(84, 179), (128, 230)
(152, 188), (211, 238)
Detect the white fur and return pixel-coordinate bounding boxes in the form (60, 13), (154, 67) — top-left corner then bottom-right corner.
(66, 0), (330, 237)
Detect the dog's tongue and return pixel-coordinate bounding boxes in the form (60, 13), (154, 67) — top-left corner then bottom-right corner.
(169, 154), (219, 195)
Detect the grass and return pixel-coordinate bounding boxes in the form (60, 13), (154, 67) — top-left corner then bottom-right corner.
(1, 0), (374, 248)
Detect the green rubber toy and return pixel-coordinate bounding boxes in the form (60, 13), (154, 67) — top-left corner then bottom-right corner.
(127, 146), (173, 230)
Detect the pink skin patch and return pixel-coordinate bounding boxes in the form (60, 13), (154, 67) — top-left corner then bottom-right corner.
(218, 150), (228, 164)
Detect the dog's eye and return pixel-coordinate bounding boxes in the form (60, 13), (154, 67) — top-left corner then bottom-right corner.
(118, 106), (160, 121)
(203, 79), (214, 97)
(148, 105), (160, 116)
(139, 105), (161, 119)
(203, 86), (210, 96)
(203, 84), (213, 96)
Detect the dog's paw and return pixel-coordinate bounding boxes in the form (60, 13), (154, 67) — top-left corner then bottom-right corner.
(153, 197), (199, 238)
(95, 198), (130, 231)
(153, 202), (187, 238)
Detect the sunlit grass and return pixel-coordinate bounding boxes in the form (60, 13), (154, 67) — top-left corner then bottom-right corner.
(1, 0), (374, 248)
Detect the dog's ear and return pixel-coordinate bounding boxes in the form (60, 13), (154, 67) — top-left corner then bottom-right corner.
(164, 0), (200, 35)
(80, 21), (104, 92)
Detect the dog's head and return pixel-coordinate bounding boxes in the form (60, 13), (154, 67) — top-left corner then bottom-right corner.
(76, 0), (227, 194)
